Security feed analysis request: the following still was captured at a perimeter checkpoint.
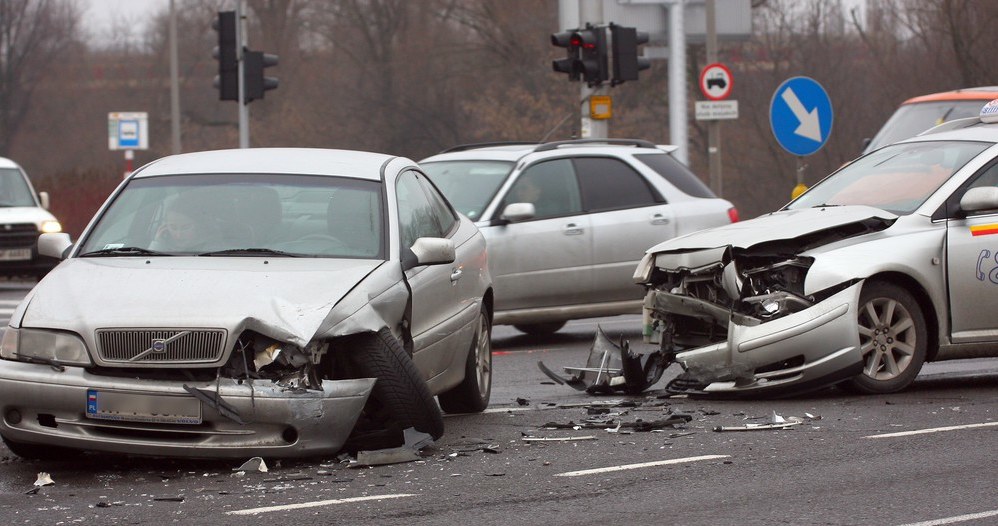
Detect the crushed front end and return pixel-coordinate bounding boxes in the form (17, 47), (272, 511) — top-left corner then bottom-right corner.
(636, 245), (865, 396)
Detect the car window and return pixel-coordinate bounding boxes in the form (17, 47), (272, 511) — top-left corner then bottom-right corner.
(420, 160), (514, 220)
(0, 168), (36, 207)
(503, 159), (582, 219)
(633, 153), (716, 198)
(788, 140), (991, 215)
(574, 157), (661, 212)
(942, 161), (998, 218)
(866, 100), (989, 153)
(416, 170), (458, 234)
(397, 170), (445, 248)
(78, 173), (385, 258)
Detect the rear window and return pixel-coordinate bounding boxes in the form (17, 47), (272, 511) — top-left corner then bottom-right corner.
(633, 153), (716, 198)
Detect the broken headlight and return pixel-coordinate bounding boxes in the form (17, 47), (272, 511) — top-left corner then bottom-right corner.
(0, 327), (92, 366)
(736, 257), (814, 319)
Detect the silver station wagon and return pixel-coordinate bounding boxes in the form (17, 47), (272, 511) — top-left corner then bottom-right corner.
(0, 148), (493, 458)
(422, 139), (737, 335)
(636, 109), (998, 396)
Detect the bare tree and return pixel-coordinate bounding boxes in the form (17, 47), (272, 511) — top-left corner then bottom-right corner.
(0, 0), (80, 155)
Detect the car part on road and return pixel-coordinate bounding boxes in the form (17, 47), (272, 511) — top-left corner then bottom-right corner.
(712, 411), (803, 432)
(233, 456), (269, 473)
(537, 325), (668, 394)
(350, 427), (435, 467)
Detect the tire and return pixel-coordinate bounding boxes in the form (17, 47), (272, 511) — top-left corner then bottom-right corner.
(844, 281), (927, 394)
(347, 328), (444, 448)
(439, 306), (492, 414)
(2, 435), (74, 460)
(513, 321), (566, 335)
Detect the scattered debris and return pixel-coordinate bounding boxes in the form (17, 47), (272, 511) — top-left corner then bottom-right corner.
(350, 428), (434, 468)
(233, 457), (269, 473)
(713, 411), (803, 432)
(542, 414), (692, 432)
(537, 325), (668, 395)
(33, 472), (55, 487)
(516, 397), (530, 406)
(521, 435), (597, 443)
(152, 496), (185, 502)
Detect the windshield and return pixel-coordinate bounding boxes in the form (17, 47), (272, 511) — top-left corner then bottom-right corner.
(420, 160), (514, 219)
(0, 168), (37, 207)
(865, 100), (989, 153)
(789, 140), (991, 214)
(79, 173), (384, 258)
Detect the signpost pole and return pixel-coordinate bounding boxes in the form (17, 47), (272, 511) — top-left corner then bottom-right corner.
(706, 0), (722, 196)
(124, 149), (134, 179)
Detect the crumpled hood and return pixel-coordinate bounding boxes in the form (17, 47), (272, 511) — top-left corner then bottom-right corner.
(19, 257), (385, 347)
(646, 205), (897, 254)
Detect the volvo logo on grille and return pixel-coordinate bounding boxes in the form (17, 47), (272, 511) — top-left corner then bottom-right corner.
(151, 339), (167, 353)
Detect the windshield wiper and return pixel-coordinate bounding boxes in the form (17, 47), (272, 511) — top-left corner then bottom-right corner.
(198, 248), (302, 257)
(14, 354), (65, 372)
(80, 246), (169, 257)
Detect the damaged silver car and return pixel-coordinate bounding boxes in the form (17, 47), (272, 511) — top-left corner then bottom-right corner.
(636, 111), (998, 396)
(0, 148), (493, 458)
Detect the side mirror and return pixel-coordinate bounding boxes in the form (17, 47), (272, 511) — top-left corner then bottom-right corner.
(38, 191), (50, 210)
(38, 233), (72, 259)
(500, 202), (536, 223)
(960, 186), (998, 213)
(410, 237), (455, 266)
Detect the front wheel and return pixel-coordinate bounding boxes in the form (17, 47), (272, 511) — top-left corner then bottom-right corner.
(439, 306), (492, 413)
(347, 328), (444, 448)
(844, 281), (927, 394)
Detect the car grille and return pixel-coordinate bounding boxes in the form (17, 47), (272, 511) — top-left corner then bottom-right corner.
(0, 223), (39, 249)
(96, 329), (227, 364)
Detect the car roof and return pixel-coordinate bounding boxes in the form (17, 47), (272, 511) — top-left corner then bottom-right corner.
(904, 117), (998, 143)
(420, 139), (675, 164)
(0, 157), (21, 169)
(904, 86), (998, 104)
(133, 148), (400, 181)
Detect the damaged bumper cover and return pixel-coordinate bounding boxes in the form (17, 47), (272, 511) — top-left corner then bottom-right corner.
(645, 281), (865, 396)
(0, 361), (374, 458)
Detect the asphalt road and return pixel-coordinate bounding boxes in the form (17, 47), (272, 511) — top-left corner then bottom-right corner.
(0, 299), (996, 525)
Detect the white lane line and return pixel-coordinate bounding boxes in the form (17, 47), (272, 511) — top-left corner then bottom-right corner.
(226, 494), (415, 515)
(897, 509), (998, 526)
(555, 454), (730, 477)
(863, 421), (998, 439)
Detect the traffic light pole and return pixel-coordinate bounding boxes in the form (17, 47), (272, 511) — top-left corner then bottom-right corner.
(579, 0), (607, 139)
(237, 0), (250, 149)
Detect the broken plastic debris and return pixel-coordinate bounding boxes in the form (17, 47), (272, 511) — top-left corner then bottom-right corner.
(713, 411), (803, 432)
(537, 325), (668, 395)
(33, 472), (54, 487)
(521, 435), (597, 442)
(350, 427), (435, 468)
(233, 457), (269, 473)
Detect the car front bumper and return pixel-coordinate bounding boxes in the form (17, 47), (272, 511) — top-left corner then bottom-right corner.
(0, 360), (374, 458)
(647, 282), (865, 396)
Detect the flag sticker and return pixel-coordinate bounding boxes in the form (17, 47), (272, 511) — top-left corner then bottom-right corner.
(971, 224), (998, 236)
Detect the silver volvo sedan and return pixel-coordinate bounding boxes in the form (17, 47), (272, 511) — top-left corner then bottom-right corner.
(636, 111), (998, 396)
(0, 148), (493, 458)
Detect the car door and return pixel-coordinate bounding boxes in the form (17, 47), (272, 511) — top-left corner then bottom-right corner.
(396, 170), (475, 382)
(946, 162), (998, 342)
(483, 158), (592, 311)
(574, 157), (677, 303)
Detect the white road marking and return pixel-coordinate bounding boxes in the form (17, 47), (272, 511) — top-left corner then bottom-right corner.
(897, 509), (998, 526)
(226, 494), (415, 515)
(554, 454), (730, 477)
(863, 421), (998, 439)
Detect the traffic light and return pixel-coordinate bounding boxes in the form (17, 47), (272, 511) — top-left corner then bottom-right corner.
(576, 26), (608, 86)
(212, 11), (238, 101)
(243, 50), (279, 103)
(610, 24), (650, 85)
(550, 25), (607, 86)
(551, 31), (581, 81)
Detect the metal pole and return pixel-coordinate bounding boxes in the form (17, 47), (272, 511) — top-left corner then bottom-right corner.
(237, 0), (250, 149)
(668, 1), (688, 165)
(580, 0), (607, 139)
(169, 0), (182, 154)
(706, 0), (722, 196)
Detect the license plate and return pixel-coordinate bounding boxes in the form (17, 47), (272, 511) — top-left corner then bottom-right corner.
(0, 248), (31, 261)
(86, 389), (202, 425)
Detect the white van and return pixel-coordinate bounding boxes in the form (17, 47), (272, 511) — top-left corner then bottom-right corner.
(0, 157), (62, 278)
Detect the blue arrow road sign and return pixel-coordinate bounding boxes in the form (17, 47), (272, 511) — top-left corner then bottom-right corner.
(769, 76), (833, 156)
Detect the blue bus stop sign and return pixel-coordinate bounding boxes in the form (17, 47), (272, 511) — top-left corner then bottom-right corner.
(769, 76), (833, 156)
